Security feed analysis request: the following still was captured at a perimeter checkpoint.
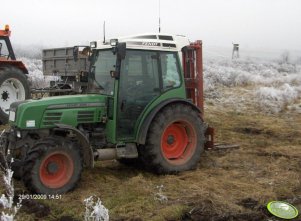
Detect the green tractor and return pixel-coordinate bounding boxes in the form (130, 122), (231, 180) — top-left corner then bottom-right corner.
(0, 34), (214, 194)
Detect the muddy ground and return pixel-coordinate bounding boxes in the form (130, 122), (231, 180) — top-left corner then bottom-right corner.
(1, 100), (301, 221)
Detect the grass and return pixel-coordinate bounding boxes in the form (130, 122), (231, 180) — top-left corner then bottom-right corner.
(1, 89), (301, 220)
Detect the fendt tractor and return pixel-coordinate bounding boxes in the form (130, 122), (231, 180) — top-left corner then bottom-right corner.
(0, 33), (214, 194)
(0, 24), (30, 123)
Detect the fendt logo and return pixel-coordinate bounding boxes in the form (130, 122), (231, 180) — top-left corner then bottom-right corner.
(142, 42), (160, 46)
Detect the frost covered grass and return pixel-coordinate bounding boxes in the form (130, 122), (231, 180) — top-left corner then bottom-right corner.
(84, 196), (109, 221)
(255, 83), (300, 113)
(18, 57), (51, 89)
(154, 185), (168, 203)
(0, 158), (22, 221)
(204, 58), (301, 113)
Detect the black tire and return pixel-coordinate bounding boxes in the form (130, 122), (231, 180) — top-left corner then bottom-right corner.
(22, 137), (82, 194)
(0, 67), (30, 124)
(141, 104), (205, 174)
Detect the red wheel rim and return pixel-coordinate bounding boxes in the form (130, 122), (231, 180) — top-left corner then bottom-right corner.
(161, 121), (197, 165)
(39, 151), (74, 188)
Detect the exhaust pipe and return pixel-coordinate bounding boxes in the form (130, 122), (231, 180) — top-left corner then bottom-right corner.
(94, 144), (138, 161)
(95, 148), (117, 161)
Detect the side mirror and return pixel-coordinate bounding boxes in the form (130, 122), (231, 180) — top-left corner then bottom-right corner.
(73, 46), (79, 62)
(116, 42), (126, 60)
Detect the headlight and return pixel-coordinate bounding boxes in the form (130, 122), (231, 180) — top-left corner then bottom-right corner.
(16, 130), (21, 138)
(9, 111), (15, 122)
(90, 41), (97, 48)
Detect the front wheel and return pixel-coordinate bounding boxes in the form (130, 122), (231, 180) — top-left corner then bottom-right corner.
(141, 104), (205, 174)
(22, 137), (82, 194)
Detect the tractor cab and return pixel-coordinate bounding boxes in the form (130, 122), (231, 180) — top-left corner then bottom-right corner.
(0, 25), (16, 60)
(88, 34), (191, 141)
(88, 34), (213, 146)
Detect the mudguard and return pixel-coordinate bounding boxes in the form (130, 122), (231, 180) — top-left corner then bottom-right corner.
(136, 98), (202, 145)
(55, 123), (94, 168)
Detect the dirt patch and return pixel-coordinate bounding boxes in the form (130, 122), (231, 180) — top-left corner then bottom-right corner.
(12, 190), (51, 219)
(182, 207), (266, 221)
(237, 198), (259, 210)
(58, 215), (81, 221)
(20, 199), (51, 218)
(255, 151), (290, 159)
(235, 127), (264, 135)
(234, 127), (278, 137)
(111, 218), (143, 221)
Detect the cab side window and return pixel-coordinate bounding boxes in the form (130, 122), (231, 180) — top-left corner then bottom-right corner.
(160, 52), (181, 89)
(0, 40), (9, 58)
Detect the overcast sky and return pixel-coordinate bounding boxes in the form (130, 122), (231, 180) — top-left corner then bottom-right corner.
(2, 0), (301, 52)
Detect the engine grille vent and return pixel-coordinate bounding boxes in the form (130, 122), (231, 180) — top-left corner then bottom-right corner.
(43, 112), (62, 126)
(97, 111), (102, 121)
(77, 111), (94, 123)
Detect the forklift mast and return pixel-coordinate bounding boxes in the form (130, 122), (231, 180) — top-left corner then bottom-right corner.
(182, 41), (214, 149)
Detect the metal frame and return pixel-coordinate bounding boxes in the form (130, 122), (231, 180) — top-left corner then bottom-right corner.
(0, 32), (16, 60)
(182, 41), (214, 149)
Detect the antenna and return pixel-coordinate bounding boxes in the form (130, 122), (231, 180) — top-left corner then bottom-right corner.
(158, 0), (161, 33)
(103, 21), (106, 44)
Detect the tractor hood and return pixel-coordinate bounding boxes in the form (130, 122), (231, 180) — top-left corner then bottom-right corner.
(10, 94), (108, 129)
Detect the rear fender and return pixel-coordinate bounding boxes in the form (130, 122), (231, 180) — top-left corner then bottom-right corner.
(136, 99), (202, 145)
(0, 61), (28, 74)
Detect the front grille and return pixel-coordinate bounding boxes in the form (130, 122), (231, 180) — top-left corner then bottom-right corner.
(43, 112), (62, 126)
(77, 111), (94, 123)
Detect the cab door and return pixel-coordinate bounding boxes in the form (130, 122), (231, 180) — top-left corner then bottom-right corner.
(116, 50), (161, 140)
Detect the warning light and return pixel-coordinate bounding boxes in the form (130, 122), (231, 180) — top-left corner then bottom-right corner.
(5, 25), (9, 31)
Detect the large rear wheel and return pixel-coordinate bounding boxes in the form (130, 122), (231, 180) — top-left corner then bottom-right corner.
(0, 67), (30, 123)
(142, 104), (205, 174)
(22, 137), (82, 194)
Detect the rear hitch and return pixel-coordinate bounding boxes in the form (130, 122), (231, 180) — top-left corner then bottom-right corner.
(204, 126), (240, 150)
(204, 126), (215, 149)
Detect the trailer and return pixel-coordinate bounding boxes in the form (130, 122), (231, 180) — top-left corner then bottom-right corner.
(32, 46), (90, 95)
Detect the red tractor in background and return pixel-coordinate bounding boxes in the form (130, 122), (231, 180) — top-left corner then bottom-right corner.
(0, 24), (30, 123)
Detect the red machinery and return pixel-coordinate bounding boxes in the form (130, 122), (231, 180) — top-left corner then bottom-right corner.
(0, 24), (30, 123)
(182, 41), (214, 149)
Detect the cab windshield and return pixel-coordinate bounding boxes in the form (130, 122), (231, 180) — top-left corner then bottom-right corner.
(90, 49), (116, 95)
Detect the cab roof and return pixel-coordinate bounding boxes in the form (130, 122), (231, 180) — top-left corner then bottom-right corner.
(95, 33), (190, 52)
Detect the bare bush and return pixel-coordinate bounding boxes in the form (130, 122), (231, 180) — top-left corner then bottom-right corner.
(84, 196), (109, 221)
(0, 156), (22, 221)
(255, 84), (299, 113)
